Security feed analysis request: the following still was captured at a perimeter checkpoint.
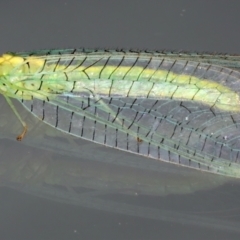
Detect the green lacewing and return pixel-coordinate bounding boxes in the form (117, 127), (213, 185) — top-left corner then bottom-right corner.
(1, 48), (240, 178)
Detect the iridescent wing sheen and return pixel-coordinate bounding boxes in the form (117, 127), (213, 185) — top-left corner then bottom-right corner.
(21, 89), (240, 178)
(3, 49), (240, 177)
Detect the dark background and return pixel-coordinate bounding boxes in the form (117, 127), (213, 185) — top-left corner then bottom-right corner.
(0, 1), (239, 53)
(1, 1), (240, 239)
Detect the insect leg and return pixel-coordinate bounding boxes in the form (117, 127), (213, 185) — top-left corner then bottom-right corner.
(4, 95), (27, 141)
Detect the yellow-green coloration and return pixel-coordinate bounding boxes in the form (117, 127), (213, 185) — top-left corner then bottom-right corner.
(0, 53), (240, 111)
(1, 48), (240, 178)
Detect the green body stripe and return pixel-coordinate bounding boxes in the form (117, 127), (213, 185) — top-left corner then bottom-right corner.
(0, 52), (239, 112)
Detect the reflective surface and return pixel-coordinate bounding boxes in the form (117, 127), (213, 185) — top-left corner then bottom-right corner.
(1, 89), (240, 239)
(1, 1), (240, 239)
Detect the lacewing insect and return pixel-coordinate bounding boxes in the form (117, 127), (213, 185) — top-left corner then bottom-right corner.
(1, 48), (240, 178)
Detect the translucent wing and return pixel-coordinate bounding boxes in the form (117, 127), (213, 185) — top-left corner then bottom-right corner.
(4, 49), (240, 177)
(21, 92), (240, 177)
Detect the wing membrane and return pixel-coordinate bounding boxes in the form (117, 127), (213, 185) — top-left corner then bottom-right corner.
(21, 92), (240, 177)
(4, 48), (240, 177)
